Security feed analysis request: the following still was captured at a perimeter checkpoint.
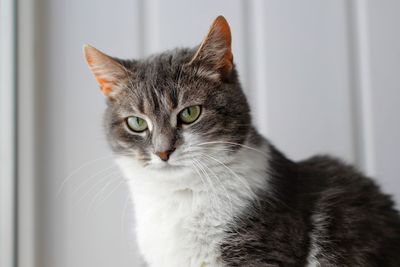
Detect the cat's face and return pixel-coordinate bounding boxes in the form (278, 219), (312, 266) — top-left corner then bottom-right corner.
(84, 16), (250, 171)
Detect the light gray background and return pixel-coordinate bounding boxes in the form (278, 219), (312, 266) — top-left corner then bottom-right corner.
(18, 0), (400, 266)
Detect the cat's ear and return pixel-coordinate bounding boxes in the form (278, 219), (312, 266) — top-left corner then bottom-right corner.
(83, 44), (127, 97)
(190, 16), (233, 79)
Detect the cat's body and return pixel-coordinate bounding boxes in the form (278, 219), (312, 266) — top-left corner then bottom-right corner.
(84, 16), (400, 267)
(118, 130), (269, 267)
(118, 129), (400, 267)
(220, 141), (400, 267)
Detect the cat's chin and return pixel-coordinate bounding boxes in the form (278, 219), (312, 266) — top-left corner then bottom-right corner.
(147, 162), (187, 172)
(116, 156), (193, 189)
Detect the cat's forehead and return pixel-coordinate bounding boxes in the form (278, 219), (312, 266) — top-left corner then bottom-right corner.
(119, 80), (207, 115)
(138, 48), (194, 75)
(115, 49), (218, 115)
(135, 48), (219, 86)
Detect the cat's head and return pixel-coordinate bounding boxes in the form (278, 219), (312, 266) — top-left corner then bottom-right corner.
(84, 16), (251, 172)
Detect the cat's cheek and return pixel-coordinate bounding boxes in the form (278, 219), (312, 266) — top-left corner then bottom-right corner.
(181, 132), (205, 149)
(115, 156), (146, 181)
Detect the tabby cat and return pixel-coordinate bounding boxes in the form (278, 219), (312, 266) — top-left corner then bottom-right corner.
(84, 16), (400, 267)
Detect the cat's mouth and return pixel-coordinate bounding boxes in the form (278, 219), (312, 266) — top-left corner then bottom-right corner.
(147, 159), (187, 171)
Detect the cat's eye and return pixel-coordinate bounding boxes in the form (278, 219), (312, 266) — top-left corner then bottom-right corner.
(126, 116), (148, 132)
(179, 105), (201, 124)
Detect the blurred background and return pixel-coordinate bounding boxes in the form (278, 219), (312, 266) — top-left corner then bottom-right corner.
(1, 0), (399, 266)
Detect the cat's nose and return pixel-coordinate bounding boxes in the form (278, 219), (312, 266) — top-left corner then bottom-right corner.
(156, 148), (175, 161)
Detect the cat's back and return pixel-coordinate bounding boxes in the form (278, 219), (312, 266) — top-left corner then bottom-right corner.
(221, 152), (400, 267)
(298, 155), (400, 266)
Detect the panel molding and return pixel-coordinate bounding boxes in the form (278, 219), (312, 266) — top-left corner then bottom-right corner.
(243, 0), (269, 136)
(139, 0), (160, 56)
(0, 0), (16, 266)
(346, 0), (376, 175)
(17, 0), (37, 266)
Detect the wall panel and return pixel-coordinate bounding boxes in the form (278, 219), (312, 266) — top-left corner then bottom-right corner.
(257, 0), (355, 164)
(35, 0), (143, 266)
(29, 1), (400, 267)
(142, 0), (249, 93)
(365, 0), (400, 202)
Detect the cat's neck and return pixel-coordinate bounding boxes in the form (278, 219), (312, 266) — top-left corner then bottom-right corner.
(118, 130), (271, 267)
(118, 129), (270, 199)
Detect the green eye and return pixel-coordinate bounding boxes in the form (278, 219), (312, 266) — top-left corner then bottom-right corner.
(179, 105), (201, 124)
(126, 116), (148, 132)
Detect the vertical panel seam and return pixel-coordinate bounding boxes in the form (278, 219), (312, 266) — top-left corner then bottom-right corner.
(240, 0), (251, 100)
(244, 0), (269, 135)
(0, 0), (16, 265)
(137, 0), (146, 57)
(346, 0), (376, 175)
(16, 0), (37, 265)
(138, 0), (160, 56)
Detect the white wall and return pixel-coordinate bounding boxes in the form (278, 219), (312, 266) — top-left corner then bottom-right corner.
(365, 0), (400, 205)
(24, 0), (400, 266)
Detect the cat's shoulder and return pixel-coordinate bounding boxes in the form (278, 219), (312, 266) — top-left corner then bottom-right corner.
(297, 154), (399, 216)
(298, 154), (359, 174)
(297, 154), (376, 187)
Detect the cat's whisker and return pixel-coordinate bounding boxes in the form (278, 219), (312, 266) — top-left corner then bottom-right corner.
(194, 159), (217, 195)
(189, 161), (203, 209)
(192, 159), (215, 195)
(191, 160), (218, 207)
(56, 154), (119, 197)
(196, 157), (248, 234)
(194, 141), (269, 157)
(73, 170), (120, 207)
(185, 146), (239, 156)
(56, 151), (137, 198)
(68, 165), (118, 199)
(120, 195), (132, 246)
(194, 159), (231, 219)
(190, 161), (211, 209)
(196, 157), (235, 217)
(190, 161), (206, 188)
(178, 151), (215, 163)
(86, 176), (123, 216)
(95, 179), (127, 209)
(197, 152), (259, 205)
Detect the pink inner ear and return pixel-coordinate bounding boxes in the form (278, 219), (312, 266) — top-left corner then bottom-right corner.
(90, 68), (116, 96)
(84, 44), (125, 97)
(95, 77), (113, 96)
(190, 16), (234, 78)
(213, 16), (233, 75)
(222, 47), (233, 77)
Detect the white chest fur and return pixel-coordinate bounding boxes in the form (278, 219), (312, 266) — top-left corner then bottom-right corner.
(117, 146), (268, 267)
(132, 185), (227, 267)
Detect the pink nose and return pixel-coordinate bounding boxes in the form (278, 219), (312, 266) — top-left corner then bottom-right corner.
(156, 148), (175, 161)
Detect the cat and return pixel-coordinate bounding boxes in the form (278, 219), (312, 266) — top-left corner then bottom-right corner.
(84, 16), (400, 267)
